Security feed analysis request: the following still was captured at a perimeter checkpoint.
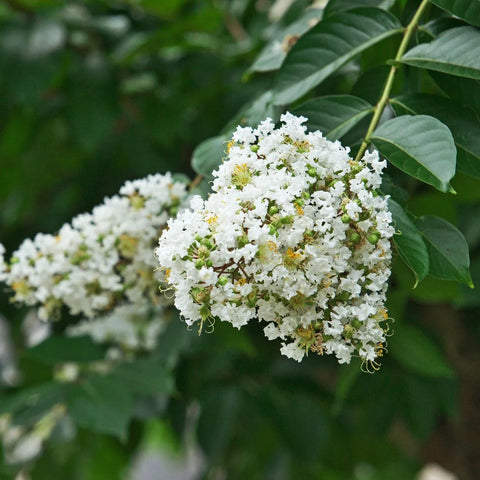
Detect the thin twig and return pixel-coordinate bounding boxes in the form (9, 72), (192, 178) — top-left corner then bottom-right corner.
(354, 0), (430, 162)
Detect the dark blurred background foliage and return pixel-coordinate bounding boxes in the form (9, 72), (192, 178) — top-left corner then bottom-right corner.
(0, 1), (479, 479)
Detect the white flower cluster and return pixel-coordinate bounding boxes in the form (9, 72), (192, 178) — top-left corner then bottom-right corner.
(67, 304), (165, 353)
(1, 174), (188, 321)
(0, 404), (66, 464)
(156, 113), (394, 365)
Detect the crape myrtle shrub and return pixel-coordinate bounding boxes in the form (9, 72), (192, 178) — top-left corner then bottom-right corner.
(0, 0), (480, 479)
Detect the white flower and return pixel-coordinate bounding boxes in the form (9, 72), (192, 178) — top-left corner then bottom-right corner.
(67, 303), (165, 353)
(1, 173), (188, 323)
(156, 113), (393, 365)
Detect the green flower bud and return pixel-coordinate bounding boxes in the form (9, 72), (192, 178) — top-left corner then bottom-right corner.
(367, 233), (379, 245)
(343, 324), (355, 339)
(250, 144), (259, 152)
(351, 319), (362, 329)
(341, 214), (351, 224)
(195, 259), (205, 269)
(349, 232), (361, 244)
(268, 205), (279, 216)
(237, 234), (249, 248)
(218, 276), (228, 286)
(307, 167), (317, 177)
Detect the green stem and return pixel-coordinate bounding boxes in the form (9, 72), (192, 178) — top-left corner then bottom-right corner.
(354, 0), (430, 162)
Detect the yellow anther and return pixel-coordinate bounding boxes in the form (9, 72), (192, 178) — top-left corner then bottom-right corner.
(286, 248), (301, 259)
(206, 215), (218, 226)
(268, 240), (278, 252)
(295, 203), (304, 215)
(227, 140), (234, 153)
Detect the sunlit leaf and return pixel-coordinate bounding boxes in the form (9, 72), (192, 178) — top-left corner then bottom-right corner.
(250, 8), (323, 73)
(273, 7), (402, 105)
(391, 94), (480, 178)
(292, 95), (373, 140)
(402, 26), (480, 80)
(429, 0), (480, 27)
(371, 115), (456, 192)
(191, 135), (228, 179)
(324, 0), (395, 16)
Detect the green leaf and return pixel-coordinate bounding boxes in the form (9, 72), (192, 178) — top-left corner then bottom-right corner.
(223, 91), (277, 133)
(431, 72), (480, 115)
(389, 323), (454, 378)
(0, 383), (64, 419)
(273, 7), (402, 105)
(371, 115), (456, 192)
(324, 0), (395, 16)
(429, 0), (480, 27)
(68, 375), (133, 439)
(249, 9), (323, 73)
(388, 199), (429, 287)
(416, 215), (473, 287)
(401, 26), (480, 80)
(391, 94), (480, 178)
(110, 359), (174, 395)
(25, 336), (106, 365)
(191, 135), (228, 178)
(291, 95), (373, 140)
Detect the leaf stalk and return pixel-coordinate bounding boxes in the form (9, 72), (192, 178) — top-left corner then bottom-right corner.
(355, 0), (430, 161)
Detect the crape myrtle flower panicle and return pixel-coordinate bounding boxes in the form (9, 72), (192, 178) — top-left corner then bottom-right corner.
(2, 173), (188, 321)
(156, 113), (394, 366)
(66, 303), (166, 355)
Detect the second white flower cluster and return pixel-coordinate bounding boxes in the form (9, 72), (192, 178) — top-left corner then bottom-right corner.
(0, 174), (188, 352)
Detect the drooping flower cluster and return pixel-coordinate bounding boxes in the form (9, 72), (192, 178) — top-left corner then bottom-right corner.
(67, 304), (166, 354)
(156, 113), (394, 365)
(1, 174), (188, 321)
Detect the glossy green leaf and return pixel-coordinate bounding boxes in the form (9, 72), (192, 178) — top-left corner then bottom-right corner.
(388, 199), (429, 286)
(389, 323), (454, 378)
(429, 0), (480, 27)
(250, 9), (323, 73)
(292, 95), (373, 140)
(402, 26), (480, 80)
(391, 94), (480, 178)
(68, 375), (133, 439)
(371, 115), (456, 192)
(416, 215), (473, 287)
(273, 8), (402, 105)
(324, 0), (395, 16)
(223, 91), (277, 133)
(431, 71), (480, 115)
(191, 135), (228, 178)
(25, 336), (106, 365)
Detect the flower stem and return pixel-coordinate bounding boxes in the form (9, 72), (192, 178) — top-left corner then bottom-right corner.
(354, 0), (430, 162)
(189, 174), (204, 191)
